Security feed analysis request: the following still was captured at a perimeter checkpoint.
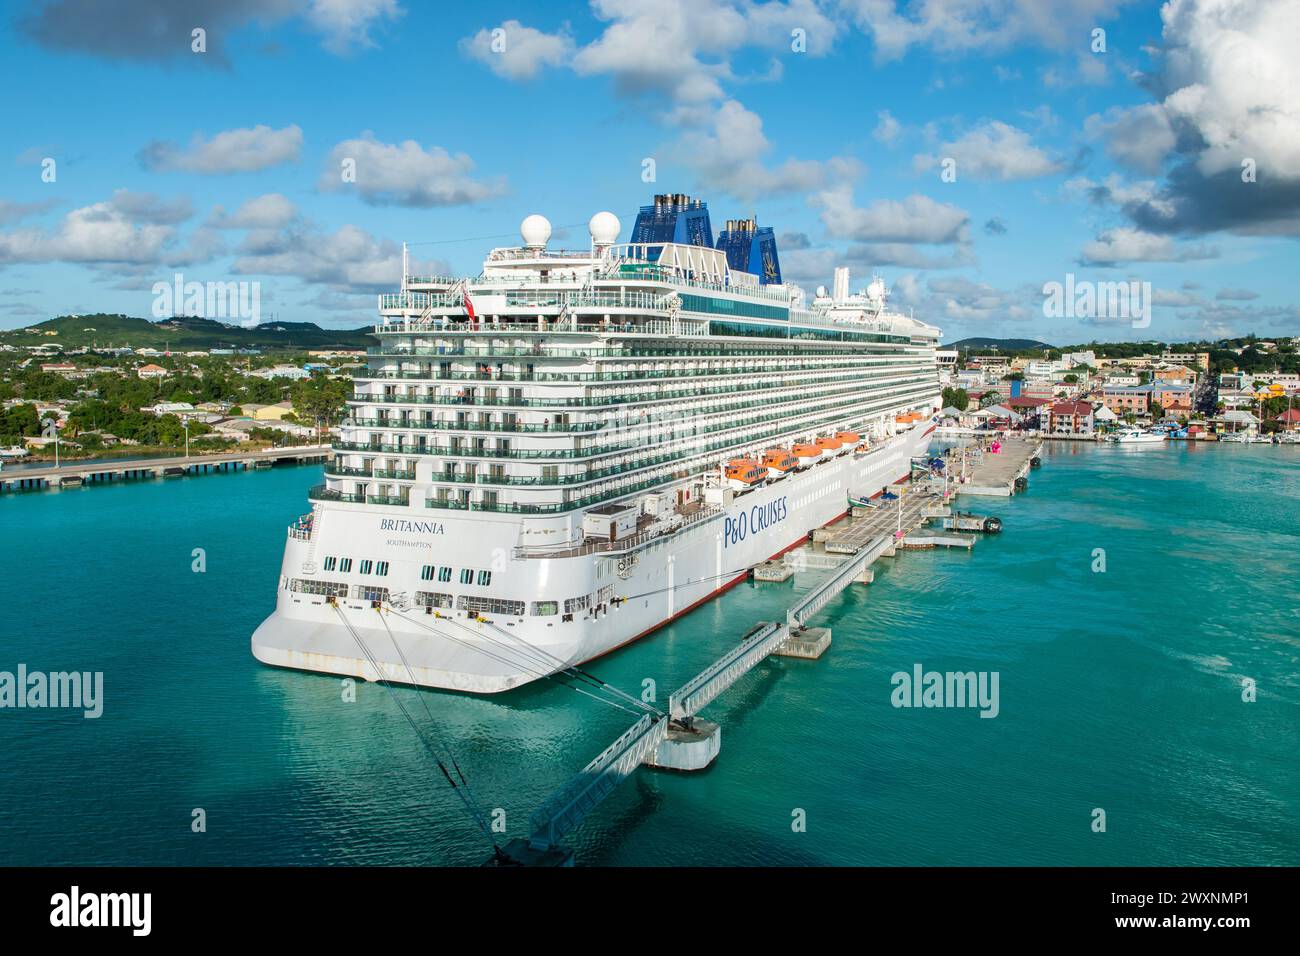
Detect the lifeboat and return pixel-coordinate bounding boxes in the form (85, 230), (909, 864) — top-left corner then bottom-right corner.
(724, 458), (766, 492)
(792, 443), (822, 469)
(762, 448), (797, 481)
(833, 432), (859, 455)
(815, 435), (843, 457)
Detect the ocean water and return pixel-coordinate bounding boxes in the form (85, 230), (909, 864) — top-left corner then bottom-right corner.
(0, 442), (1296, 866)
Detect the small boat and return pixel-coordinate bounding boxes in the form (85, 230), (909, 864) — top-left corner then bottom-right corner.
(1109, 428), (1165, 444)
(761, 448), (797, 481)
(0, 446), (29, 458)
(792, 442), (823, 468)
(834, 431), (860, 453)
(814, 435), (843, 457)
(724, 458), (766, 492)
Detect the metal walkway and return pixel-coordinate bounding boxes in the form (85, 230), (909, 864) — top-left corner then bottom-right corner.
(515, 489), (963, 859)
(527, 713), (670, 851)
(787, 535), (893, 629)
(668, 621), (789, 720)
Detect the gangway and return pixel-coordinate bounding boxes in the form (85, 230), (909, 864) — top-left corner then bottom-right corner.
(787, 534), (893, 629)
(524, 713), (669, 853)
(668, 621), (789, 720)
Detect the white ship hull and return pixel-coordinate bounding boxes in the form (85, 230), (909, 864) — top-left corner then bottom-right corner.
(252, 422), (936, 693)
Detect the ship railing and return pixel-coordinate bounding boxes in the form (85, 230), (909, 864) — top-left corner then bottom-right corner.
(511, 505), (723, 559)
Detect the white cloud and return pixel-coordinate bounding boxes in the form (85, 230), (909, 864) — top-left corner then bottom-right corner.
(209, 194), (299, 229)
(304, 0), (403, 54)
(319, 134), (505, 207)
(813, 186), (970, 244)
(1079, 227), (1219, 265)
(463, 0), (838, 106)
(460, 20), (575, 80)
(873, 109), (902, 145)
(233, 221), (405, 292)
(840, 0), (1129, 63)
(1158, 0), (1300, 181)
(140, 125), (303, 174)
(914, 121), (1060, 181)
(0, 200), (178, 265)
(0, 198), (60, 226)
(1085, 105), (1176, 175)
(674, 100), (859, 202)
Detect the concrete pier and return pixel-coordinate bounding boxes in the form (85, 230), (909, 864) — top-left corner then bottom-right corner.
(774, 626), (831, 659)
(946, 438), (1041, 497)
(0, 445), (331, 494)
(752, 560), (794, 582)
(644, 720), (722, 772)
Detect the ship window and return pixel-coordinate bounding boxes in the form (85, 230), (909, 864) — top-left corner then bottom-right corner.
(438, 566), (452, 583)
(354, 584), (389, 603)
(420, 565), (434, 581)
(359, 559), (374, 575)
(339, 558), (353, 573)
(531, 601), (559, 616)
(476, 570), (492, 587)
(289, 578), (348, 597)
(415, 591), (453, 609)
(376, 561), (389, 576)
(564, 594), (591, 614)
(457, 595), (526, 617)
(460, 568), (473, 585)
(323, 556), (337, 571)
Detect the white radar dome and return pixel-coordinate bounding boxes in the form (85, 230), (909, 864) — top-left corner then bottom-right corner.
(588, 211), (621, 245)
(520, 214), (551, 248)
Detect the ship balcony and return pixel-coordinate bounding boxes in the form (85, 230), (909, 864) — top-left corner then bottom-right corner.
(343, 416), (605, 434)
(325, 465), (417, 481)
(309, 484), (410, 507)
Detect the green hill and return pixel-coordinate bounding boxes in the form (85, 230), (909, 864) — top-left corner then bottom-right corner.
(0, 314), (374, 351)
(945, 337), (1055, 351)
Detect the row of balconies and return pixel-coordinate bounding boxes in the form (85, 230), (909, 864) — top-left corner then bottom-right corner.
(345, 373), (930, 438)
(330, 378), (939, 463)
(338, 378), (934, 465)
(350, 359), (933, 410)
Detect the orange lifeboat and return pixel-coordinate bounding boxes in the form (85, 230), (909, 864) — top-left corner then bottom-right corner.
(724, 458), (766, 492)
(762, 448), (797, 481)
(792, 443), (822, 469)
(833, 431), (859, 455)
(815, 435), (842, 457)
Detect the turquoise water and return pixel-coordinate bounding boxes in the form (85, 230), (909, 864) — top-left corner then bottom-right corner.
(1, 442), (1297, 866)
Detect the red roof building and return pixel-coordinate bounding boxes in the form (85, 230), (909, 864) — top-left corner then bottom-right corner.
(1048, 401), (1095, 434)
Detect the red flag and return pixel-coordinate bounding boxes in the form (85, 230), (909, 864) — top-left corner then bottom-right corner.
(462, 289), (477, 324)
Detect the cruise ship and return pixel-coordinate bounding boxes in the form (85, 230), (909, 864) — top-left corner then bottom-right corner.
(252, 194), (942, 693)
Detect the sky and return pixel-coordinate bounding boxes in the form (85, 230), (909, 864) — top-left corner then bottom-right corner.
(0, 0), (1297, 345)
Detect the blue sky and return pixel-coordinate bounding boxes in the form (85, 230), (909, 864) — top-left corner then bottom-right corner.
(1, 0), (1297, 344)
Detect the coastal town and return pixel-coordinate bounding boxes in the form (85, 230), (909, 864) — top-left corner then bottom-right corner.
(0, 316), (361, 462)
(3, 315), (1300, 469)
(935, 339), (1300, 442)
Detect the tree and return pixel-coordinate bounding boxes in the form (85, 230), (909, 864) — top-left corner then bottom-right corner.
(941, 386), (969, 411)
(291, 373), (349, 440)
